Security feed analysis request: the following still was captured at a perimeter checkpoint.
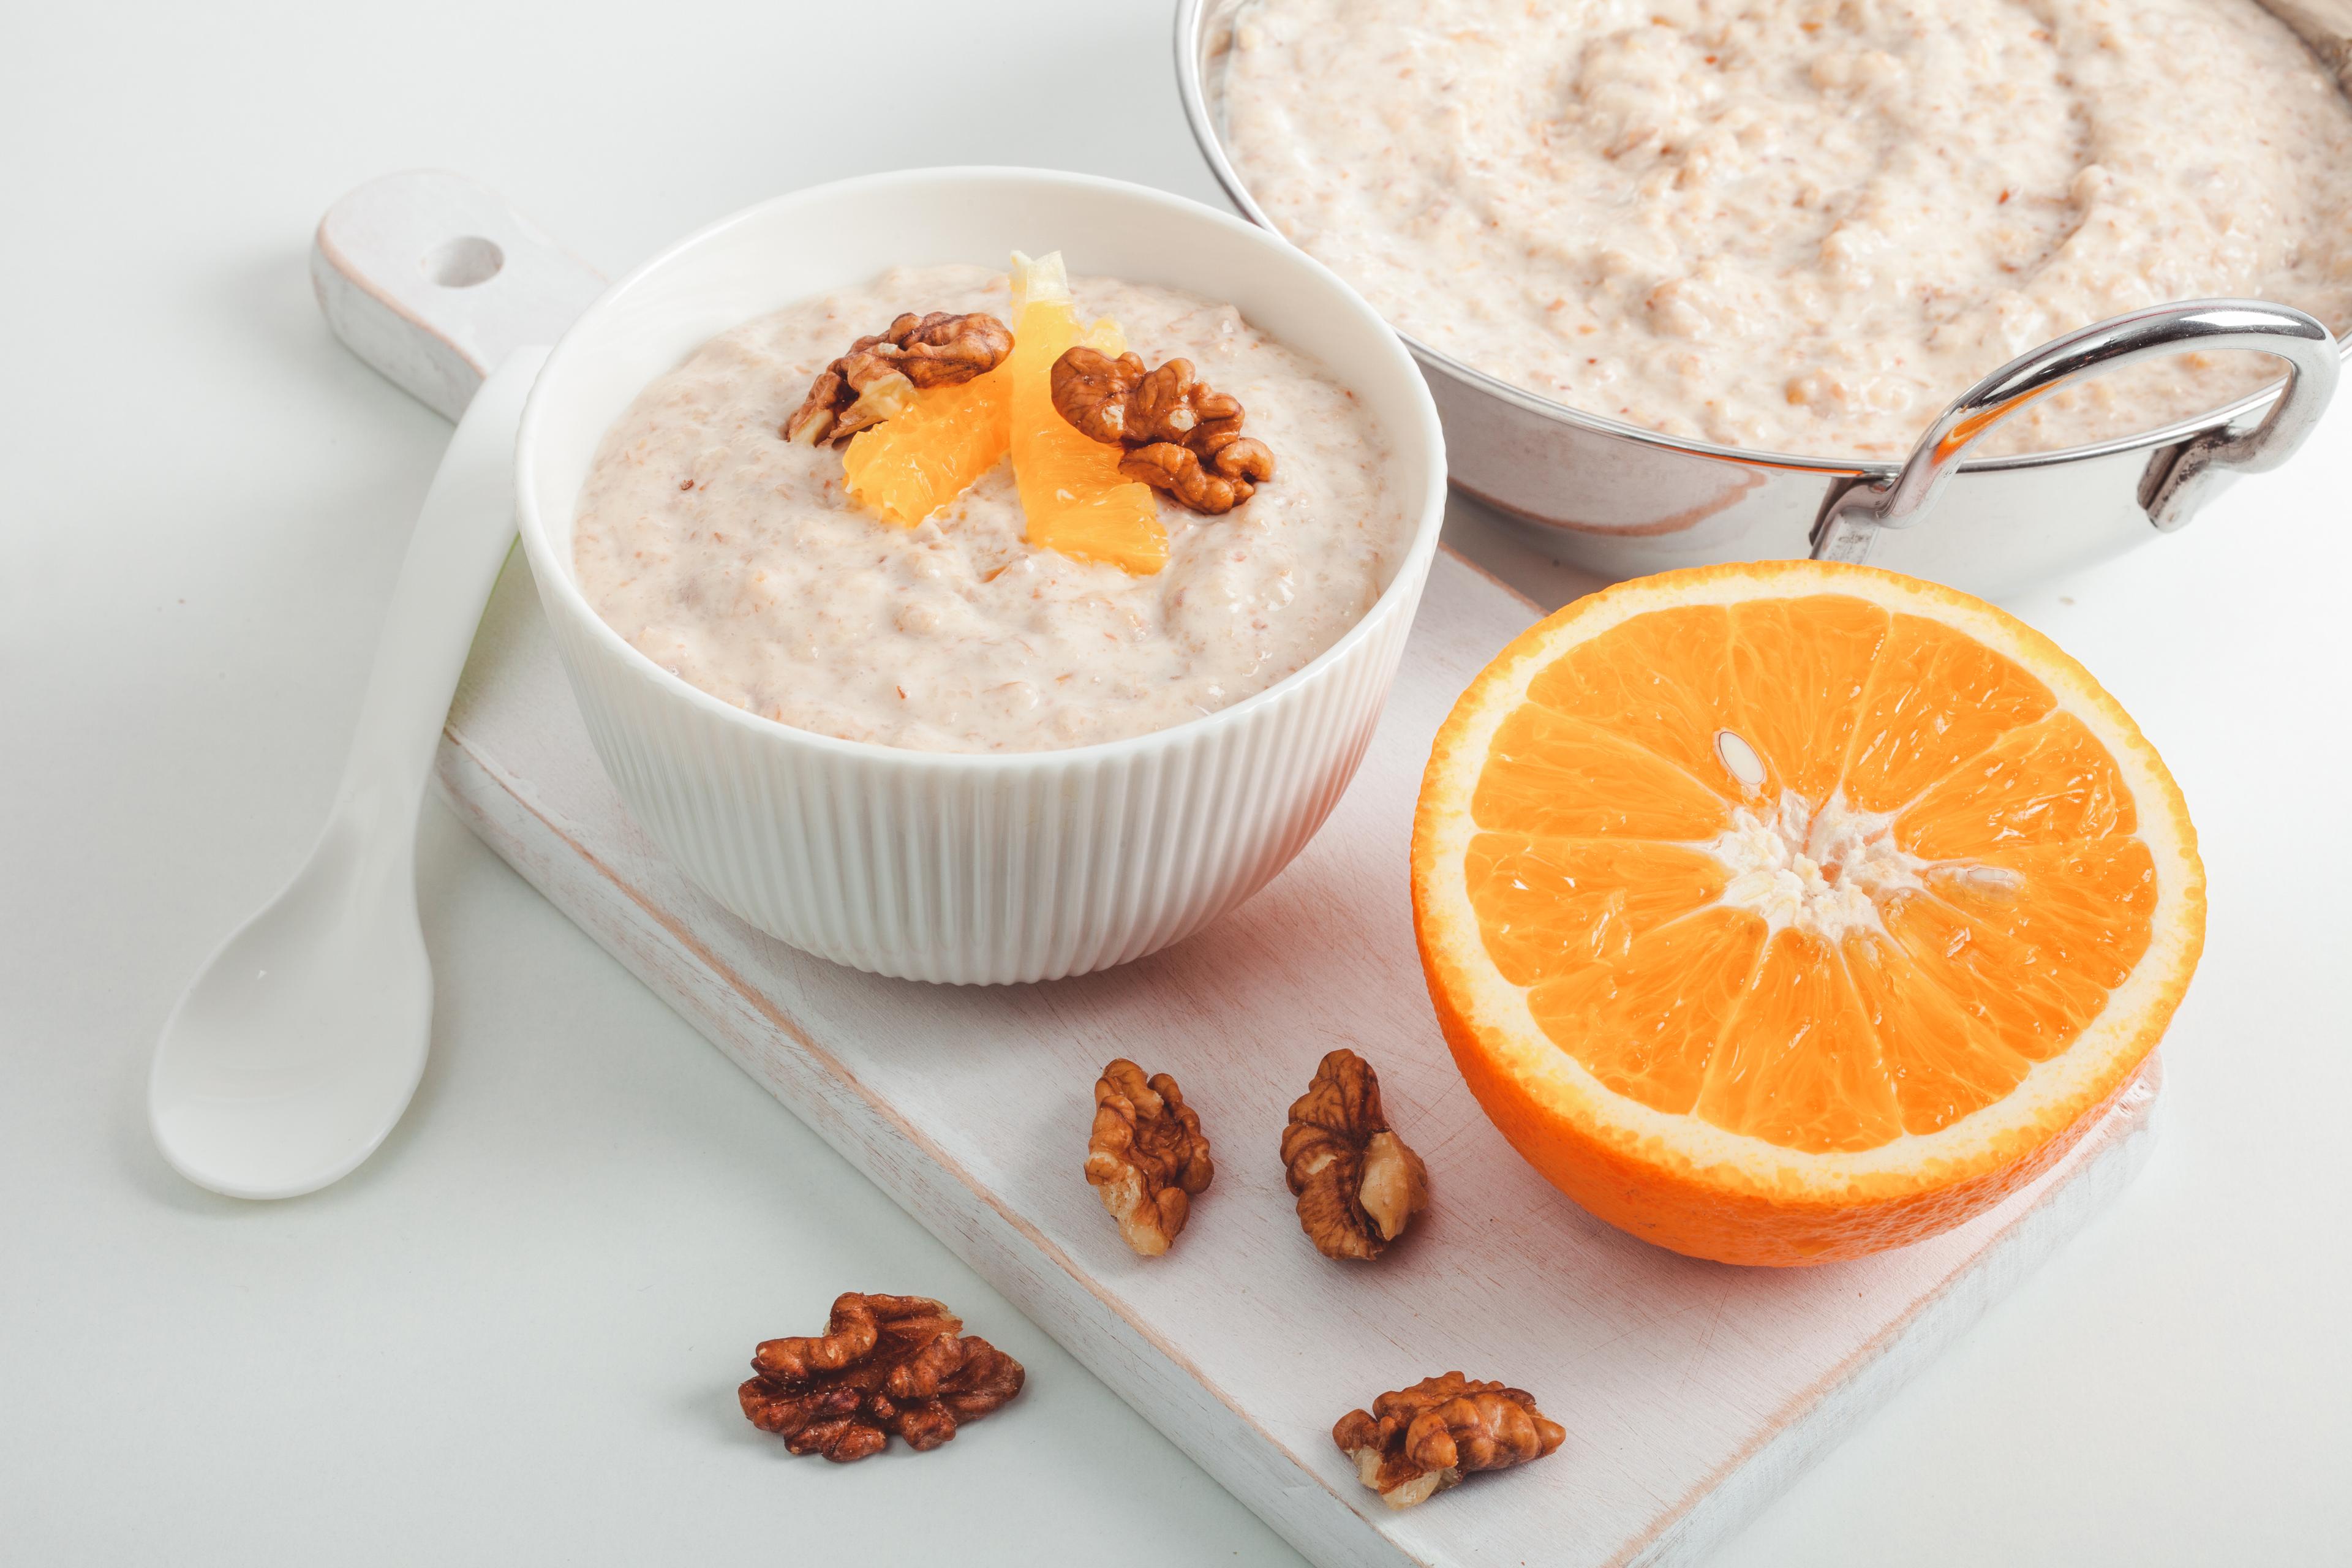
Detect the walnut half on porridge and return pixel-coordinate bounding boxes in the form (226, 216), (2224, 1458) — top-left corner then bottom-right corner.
(783, 310), (1014, 445)
(1049, 345), (1275, 513)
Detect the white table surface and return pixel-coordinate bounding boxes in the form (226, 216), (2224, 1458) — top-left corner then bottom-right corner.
(5, 2), (2348, 1562)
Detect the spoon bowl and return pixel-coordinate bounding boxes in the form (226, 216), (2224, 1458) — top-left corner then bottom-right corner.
(146, 350), (544, 1198)
(151, 816), (431, 1197)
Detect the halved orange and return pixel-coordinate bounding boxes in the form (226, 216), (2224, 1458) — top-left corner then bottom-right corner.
(1005, 251), (1167, 575)
(1411, 561), (2203, 1266)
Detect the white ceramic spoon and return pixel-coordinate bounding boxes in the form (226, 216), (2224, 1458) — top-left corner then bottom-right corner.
(149, 173), (603, 1197)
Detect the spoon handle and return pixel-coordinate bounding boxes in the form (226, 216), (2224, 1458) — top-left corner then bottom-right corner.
(305, 173), (606, 850)
(330, 350), (547, 850)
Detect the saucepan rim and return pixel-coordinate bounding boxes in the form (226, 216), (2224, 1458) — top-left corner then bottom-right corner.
(1173, 0), (2352, 481)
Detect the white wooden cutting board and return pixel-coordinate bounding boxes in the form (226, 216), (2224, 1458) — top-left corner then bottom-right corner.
(434, 538), (2158, 1568)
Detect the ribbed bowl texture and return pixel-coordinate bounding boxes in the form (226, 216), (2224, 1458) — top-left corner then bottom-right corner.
(513, 168), (1448, 983)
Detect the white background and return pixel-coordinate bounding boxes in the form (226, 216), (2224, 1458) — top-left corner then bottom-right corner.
(5, 1), (2349, 1562)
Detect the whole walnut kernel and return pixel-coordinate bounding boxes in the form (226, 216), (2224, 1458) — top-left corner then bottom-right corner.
(784, 311), (1015, 446)
(1281, 1048), (1429, 1261)
(1084, 1059), (1215, 1256)
(737, 1292), (1024, 1461)
(1333, 1373), (1566, 1510)
(1048, 346), (1275, 514)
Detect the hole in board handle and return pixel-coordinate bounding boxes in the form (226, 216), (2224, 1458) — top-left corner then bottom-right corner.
(427, 236), (504, 289)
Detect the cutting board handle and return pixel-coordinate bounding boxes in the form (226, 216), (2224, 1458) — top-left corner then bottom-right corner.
(311, 171), (606, 420)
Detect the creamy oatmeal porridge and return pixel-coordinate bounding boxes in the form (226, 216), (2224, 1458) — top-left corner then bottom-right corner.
(1216, 0), (2352, 457)
(572, 264), (1408, 753)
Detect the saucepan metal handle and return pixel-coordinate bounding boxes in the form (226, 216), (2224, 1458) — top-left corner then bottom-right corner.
(1811, 299), (2340, 565)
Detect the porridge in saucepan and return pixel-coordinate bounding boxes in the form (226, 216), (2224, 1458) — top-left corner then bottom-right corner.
(572, 262), (1409, 752)
(1215, 0), (2352, 456)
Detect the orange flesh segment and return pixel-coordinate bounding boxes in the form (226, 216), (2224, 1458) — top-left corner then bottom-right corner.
(842, 370), (1011, 527)
(1469, 705), (1733, 840)
(1723, 595), (1887, 807)
(1006, 300), (1166, 574)
(1842, 612), (2056, 812)
(1469, 596), (2157, 1155)
(1464, 834), (1727, 986)
(1696, 927), (1902, 1154)
(1839, 927), (2034, 1135)
(1526, 905), (1763, 1115)
(1894, 709), (2138, 859)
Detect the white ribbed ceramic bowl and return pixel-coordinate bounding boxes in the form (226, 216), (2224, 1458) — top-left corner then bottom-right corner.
(513, 168), (1447, 983)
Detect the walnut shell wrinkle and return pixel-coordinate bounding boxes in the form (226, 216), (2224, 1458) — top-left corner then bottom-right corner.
(1047, 346), (1275, 514)
(1281, 1048), (1429, 1261)
(1084, 1058), (1215, 1257)
(1332, 1373), (1566, 1510)
(737, 1292), (1024, 1461)
(783, 311), (1015, 447)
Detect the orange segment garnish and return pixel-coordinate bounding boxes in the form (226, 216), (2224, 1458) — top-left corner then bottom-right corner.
(842, 368), (1011, 526)
(1412, 561), (2204, 1265)
(1005, 252), (1166, 575)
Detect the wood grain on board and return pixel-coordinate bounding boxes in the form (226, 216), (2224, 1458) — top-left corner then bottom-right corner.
(434, 544), (2158, 1568)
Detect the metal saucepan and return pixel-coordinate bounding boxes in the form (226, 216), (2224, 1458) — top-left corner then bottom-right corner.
(1175, 0), (2350, 596)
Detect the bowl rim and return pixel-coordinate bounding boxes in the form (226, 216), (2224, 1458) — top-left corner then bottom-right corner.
(1171, 0), (2352, 479)
(514, 164), (1449, 772)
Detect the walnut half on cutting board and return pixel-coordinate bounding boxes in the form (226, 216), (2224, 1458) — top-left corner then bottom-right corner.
(1334, 1373), (1566, 1510)
(1282, 1047), (1429, 1260)
(1084, 1058), (1215, 1256)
